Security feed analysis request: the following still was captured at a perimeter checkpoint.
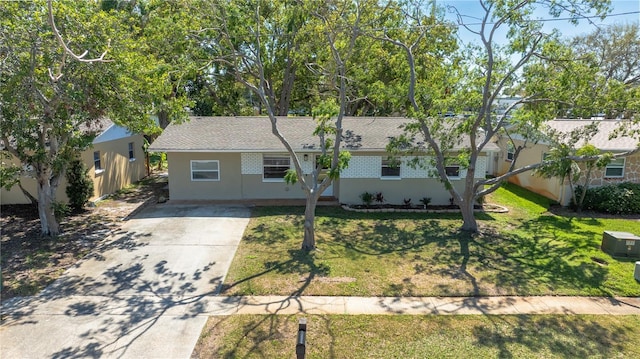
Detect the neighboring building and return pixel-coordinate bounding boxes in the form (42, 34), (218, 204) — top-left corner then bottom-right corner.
(1, 120), (147, 205)
(495, 119), (639, 205)
(148, 116), (500, 205)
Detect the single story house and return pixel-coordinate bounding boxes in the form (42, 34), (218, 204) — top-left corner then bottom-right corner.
(1, 119), (147, 205)
(495, 119), (639, 205)
(148, 116), (500, 205)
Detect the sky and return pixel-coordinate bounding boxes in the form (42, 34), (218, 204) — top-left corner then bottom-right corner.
(439, 0), (640, 44)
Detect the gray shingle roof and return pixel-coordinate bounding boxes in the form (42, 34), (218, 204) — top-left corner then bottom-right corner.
(149, 116), (500, 153)
(545, 119), (638, 151)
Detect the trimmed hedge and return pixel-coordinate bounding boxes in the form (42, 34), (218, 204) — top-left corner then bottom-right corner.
(574, 182), (640, 214)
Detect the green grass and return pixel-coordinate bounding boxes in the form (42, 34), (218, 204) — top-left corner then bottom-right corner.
(193, 314), (640, 358)
(222, 183), (640, 297)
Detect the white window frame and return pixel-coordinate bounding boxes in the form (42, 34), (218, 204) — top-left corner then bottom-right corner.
(128, 142), (135, 161)
(263, 155), (290, 182)
(604, 158), (625, 178)
(506, 143), (515, 161)
(445, 165), (461, 178)
(94, 151), (103, 174)
(190, 160), (220, 181)
(381, 158), (401, 179)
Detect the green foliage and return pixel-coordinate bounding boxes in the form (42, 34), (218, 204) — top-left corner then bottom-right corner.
(65, 158), (94, 211)
(51, 201), (70, 221)
(0, 154), (22, 191)
(284, 168), (298, 185)
(575, 183), (640, 214)
(328, 151), (351, 180)
(420, 197), (432, 206)
(360, 191), (374, 206)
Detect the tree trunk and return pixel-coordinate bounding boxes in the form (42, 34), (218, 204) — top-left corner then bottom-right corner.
(157, 110), (171, 130)
(460, 160), (479, 232)
(576, 166), (594, 212)
(37, 174), (60, 236)
(460, 197), (478, 232)
(301, 195), (318, 251)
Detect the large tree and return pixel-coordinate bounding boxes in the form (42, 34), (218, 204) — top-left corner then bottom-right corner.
(0, 0), (175, 235)
(1, 1), (115, 235)
(202, 0), (399, 250)
(383, 0), (639, 232)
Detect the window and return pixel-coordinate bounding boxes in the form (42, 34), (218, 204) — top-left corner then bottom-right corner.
(128, 142), (135, 161)
(381, 158), (401, 178)
(93, 151), (102, 173)
(263, 155), (290, 181)
(445, 165), (460, 178)
(604, 158), (625, 178)
(191, 160), (220, 181)
(506, 143), (515, 161)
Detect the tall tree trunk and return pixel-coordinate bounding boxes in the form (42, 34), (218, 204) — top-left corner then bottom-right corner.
(277, 66), (295, 116)
(460, 161), (479, 232)
(157, 110), (171, 131)
(301, 195), (318, 251)
(459, 196), (478, 232)
(37, 172), (60, 236)
(576, 165), (594, 212)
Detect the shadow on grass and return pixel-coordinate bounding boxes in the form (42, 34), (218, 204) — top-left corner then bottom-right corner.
(427, 217), (610, 296)
(194, 313), (338, 359)
(222, 249), (332, 297)
(473, 315), (633, 359)
(235, 199), (626, 297)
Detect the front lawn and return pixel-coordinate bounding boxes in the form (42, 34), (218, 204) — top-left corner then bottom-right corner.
(193, 314), (640, 358)
(222, 184), (640, 297)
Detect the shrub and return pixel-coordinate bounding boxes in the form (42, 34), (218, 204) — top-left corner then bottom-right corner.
(360, 191), (374, 206)
(65, 158), (94, 211)
(420, 197), (431, 206)
(375, 192), (385, 203)
(575, 182), (640, 214)
(52, 201), (70, 221)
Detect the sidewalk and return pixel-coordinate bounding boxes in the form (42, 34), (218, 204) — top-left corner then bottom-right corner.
(200, 295), (640, 316)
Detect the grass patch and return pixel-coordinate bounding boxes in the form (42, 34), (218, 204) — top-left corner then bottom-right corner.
(193, 314), (640, 358)
(222, 183), (640, 297)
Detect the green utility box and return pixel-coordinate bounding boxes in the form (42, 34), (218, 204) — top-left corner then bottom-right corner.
(601, 231), (640, 258)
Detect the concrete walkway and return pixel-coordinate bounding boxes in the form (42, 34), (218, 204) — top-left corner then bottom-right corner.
(199, 295), (640, 316)
(1, 204), (251, 359)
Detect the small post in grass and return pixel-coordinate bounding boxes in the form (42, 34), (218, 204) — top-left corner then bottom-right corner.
(296, 318), (307, 359)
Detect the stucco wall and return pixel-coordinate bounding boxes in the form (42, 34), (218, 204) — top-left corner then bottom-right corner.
(495, 138), (565, 203)
(339, 177), (466, 205)
(1, 134), (146, 205)
(167, 152), (244, 200)
(165, 151), (483, 204)
(496, 137), (639, 205)
(87, 135), (147, 200)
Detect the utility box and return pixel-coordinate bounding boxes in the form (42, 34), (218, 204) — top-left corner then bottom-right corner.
(601, 231), (640, 258)
(635, 262), (640, 282)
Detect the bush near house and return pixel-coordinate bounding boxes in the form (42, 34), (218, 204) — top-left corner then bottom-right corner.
(575, 182), (640, 214)
(65, 158), (94, 211)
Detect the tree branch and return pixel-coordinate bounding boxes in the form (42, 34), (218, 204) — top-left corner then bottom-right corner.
(47, 0), (111, 80)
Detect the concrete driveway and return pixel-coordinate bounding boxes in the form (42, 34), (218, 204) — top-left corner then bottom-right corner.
(1, 204), (251, 359)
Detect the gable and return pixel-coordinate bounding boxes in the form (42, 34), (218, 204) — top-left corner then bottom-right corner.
(93, 124), (134, 144)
